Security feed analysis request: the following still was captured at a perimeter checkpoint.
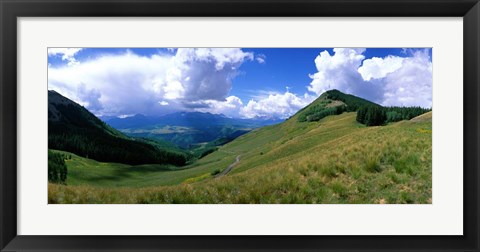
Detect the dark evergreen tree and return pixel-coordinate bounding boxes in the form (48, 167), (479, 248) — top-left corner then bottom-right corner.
(356, 106), (367, 124)
(48, 151), (68, 184)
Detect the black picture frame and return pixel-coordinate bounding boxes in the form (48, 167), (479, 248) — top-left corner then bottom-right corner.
(1, 0), (479, 251)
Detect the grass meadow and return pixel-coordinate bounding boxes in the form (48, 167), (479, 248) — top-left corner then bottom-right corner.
(49, 112), (432, 204)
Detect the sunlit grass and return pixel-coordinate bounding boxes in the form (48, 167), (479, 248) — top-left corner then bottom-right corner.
(49, 112), (432, 204)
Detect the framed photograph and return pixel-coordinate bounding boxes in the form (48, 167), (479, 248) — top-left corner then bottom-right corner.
(1, 0), (479, 251)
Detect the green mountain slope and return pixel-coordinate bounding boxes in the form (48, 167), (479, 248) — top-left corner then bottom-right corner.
(48, 90), (187, 166)
(296, 89), (379, 122)
(49, 91), (432, 204)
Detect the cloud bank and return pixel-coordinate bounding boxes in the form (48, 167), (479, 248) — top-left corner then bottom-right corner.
(49, 48), (255, 116)
(195, 91), (315, 119)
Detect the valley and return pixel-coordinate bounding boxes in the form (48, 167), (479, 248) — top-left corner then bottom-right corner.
(102, 112), (282, 149)
(48, 90), (432, 203)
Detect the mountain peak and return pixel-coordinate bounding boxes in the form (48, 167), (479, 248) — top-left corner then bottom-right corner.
(319, 89), (347, 99)
(294, 89), (379, 123)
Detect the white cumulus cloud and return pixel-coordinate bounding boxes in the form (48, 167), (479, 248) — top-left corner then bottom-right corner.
(307, 48), (432, 108)
(380, 50), (432, 107)
(239, 91), (315, 119)
(193, 91), (315, 119)
(308, 48), (368, 97)
(48, 48), (254, 116)
(358, 56), (404, 81)
(195, 96), (245, 118)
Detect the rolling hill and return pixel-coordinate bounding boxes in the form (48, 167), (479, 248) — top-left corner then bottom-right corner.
(48, 90), (187, 165)
(49, 90), (432, 204)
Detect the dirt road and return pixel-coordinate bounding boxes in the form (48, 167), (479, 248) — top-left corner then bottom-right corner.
(216, 155), (241, 177)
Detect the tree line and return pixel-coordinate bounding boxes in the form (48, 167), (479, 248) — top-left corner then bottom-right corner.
(356, 106), (431, 126)
(297, 90), (431, 126)
(49, 126), (187, 166)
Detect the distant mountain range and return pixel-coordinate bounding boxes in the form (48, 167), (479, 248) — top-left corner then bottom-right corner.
(101, 112), (283, 148)
(100, 112), (282, 130)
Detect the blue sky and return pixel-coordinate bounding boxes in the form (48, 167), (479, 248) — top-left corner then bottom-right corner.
(48, 48), (432, 119)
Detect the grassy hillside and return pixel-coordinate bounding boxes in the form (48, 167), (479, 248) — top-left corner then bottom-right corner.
(49, 111), (432, 204)
(50, 149), (237, 187)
